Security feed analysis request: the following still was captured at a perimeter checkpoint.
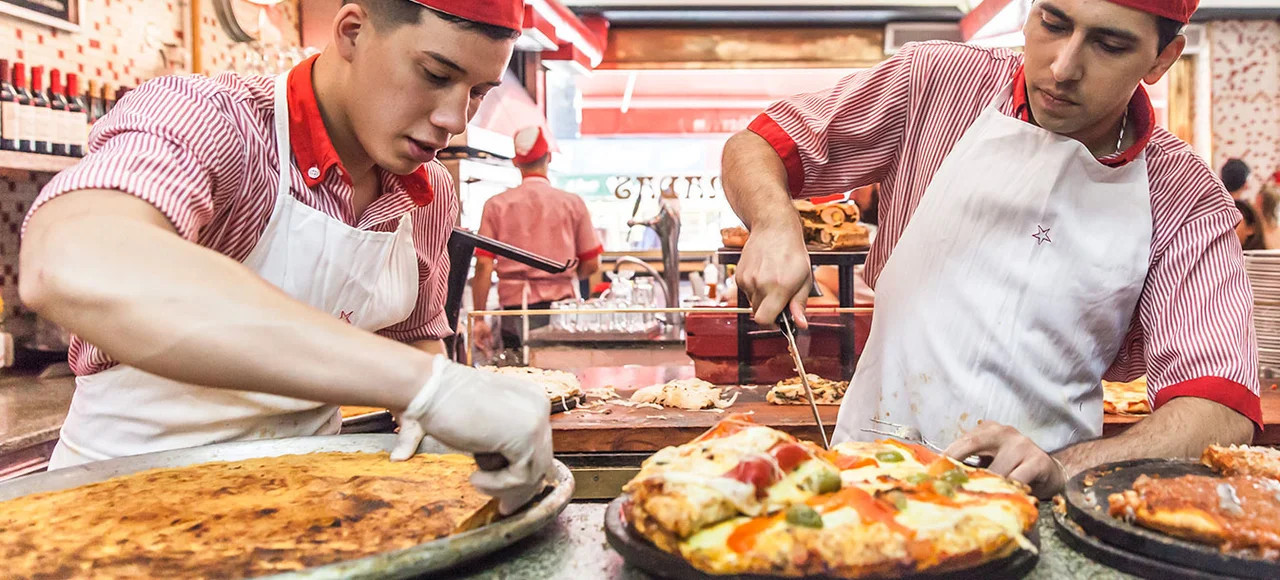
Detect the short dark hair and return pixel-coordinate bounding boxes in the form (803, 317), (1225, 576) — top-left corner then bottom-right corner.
(1156, 17), (1184, 54)
(1235, 199), (1266, 250)
(1222, 158), (1252, 193)
(345, 0), (520, 40)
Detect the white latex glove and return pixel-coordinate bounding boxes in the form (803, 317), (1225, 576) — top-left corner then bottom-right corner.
(392, 355), (553, 514)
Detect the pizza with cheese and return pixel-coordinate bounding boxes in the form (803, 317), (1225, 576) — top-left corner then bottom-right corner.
(479, 366), (583, 404)
(1102, 376), (1151, 415)
(0, 453), (498, 578)
(766, 374), (848, 405)
(623, 415), (1040, 577)
(1107, 473), (1280, 559)
(631, 378), (739, 410)
(1202, 444), (1280, 481)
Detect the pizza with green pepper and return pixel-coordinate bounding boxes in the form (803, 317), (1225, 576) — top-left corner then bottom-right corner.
(623, 415), (1039, 577)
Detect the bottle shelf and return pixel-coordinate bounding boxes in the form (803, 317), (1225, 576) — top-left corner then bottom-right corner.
(0, 150), (78, 174)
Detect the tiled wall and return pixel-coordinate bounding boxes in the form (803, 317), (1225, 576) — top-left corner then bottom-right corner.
(0, 0), (300, 315)
(1210, 20), (1280, 196)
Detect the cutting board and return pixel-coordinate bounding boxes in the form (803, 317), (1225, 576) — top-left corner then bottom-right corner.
(552, 366), (838, 453)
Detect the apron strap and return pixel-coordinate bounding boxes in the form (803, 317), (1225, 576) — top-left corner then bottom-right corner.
(272, 73), (293, 199)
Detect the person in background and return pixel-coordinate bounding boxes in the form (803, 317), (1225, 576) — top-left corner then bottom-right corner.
(1221, 158), (1251, 200)
(1259, 169), (1280, 249)
(471, 127), (603, 353)
(1234, 199), (1265, 251)
(848, 183), (880, 227)
(18, 0), (553, 514)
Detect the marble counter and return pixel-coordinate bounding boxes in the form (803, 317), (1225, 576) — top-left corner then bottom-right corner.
(0, 373), (73, 456)
(441, 502), (1135, 580)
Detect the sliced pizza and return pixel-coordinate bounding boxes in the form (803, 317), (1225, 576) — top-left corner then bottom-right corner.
(631, 378), (739, 410)
(766, 375), (848, 405)
(478, 366), (583, 405)
(1108, 474), (1280, 558)
(1102, 376), (1151, 415)
(1202, 444), (1280, 481)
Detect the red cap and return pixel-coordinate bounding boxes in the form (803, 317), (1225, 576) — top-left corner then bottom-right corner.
(410, 0), (525, 32)
(512, 126), (549, 165)
(50, 68), (63, 92)
(1106, 0), (1198, 24)
(31, 66), (44, 91)
(66, 72), (79, 96)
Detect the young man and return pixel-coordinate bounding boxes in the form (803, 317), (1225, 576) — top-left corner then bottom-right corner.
(471, 127), (603, 353)
(19, 0), (550, 514)
(723, 0), (1258, 498)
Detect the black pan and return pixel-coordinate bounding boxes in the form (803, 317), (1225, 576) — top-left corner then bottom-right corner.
(1061, 458), (1279, 579)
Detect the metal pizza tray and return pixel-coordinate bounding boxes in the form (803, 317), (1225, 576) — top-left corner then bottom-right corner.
(0, 435), (575, 579)
(340, 410), (397, 434)
(604, 494), (1039, 580)
(1061, 458), (1279, 579)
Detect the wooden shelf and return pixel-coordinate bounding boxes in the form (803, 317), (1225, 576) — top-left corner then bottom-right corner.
(0, 150), (78, 174)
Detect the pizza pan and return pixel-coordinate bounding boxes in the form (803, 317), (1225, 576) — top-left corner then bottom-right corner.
(551, 394), (585, 414)
(340, 410), (397, 434)
(1062, 458), (1279, 579)
(604, 494), (1040, 580)
(1052, 505), (1227, 579)
(0, 435), (575, 580)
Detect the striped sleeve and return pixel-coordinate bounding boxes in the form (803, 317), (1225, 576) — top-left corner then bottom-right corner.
(1137, 185), (1262, 427)
(474, 196), (500, 259)
(747, 42), (916, 198)
(379, 163), (460, 342)
(23, 75), (248, 242)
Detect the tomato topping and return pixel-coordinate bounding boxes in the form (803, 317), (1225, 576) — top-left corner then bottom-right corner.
(723, 457), (778, 498)
(811, 487), (908, 534)
(727, 515), (780, 553)
(835, 455), (878, 470)
(694, 413), (758, 442)
(769, 442), (812, 472)
(882, 439), (939, 464)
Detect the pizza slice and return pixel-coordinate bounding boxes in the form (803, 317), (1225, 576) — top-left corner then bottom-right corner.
(624, 415), (840, 551)
(1102, 376), (1151, 415)
(1202, 444), (1280, 481)
(1108, 474), (1280, 558)
(478, 366), (583, 405)
(766, 375), (848, 405)
(630, 378), (739, 410)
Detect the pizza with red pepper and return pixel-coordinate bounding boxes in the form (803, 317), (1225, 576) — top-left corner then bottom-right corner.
(623, 415), (1039, 577)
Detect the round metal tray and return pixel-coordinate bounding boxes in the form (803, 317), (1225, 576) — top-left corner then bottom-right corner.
(1062, 458), (1279, 579)
(0, 435), (574, 579)
(604, 494), (1039, 579)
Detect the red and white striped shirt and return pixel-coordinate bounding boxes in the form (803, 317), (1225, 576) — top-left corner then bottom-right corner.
(26, 55), (458, 376)
(749, 42), (1262, 427)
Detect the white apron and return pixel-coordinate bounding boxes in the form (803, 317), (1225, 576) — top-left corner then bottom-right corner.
(833, 81), (1153, 453)
(50, 73), (420, 469)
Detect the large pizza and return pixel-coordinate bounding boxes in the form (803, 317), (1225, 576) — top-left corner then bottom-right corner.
(0, 452), (498, 578)
(622, 414), (1039, 577)
(1107, 444), (1280, 559)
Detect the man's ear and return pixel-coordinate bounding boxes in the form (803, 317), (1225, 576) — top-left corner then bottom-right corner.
(332, 4), (370, 63)
(1144, 35), (1186, 85)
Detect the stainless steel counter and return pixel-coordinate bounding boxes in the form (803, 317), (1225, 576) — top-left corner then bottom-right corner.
(0, 372), (74, 479)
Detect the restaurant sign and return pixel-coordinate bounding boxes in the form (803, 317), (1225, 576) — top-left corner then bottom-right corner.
(554, 174), (724, 200)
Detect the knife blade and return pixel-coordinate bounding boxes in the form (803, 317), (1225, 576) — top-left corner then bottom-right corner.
(777, 312), (829, 449)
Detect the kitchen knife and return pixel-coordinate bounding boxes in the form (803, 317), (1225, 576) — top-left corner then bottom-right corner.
(777, 311), (830, 449)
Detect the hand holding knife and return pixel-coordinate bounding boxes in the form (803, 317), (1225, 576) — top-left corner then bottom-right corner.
(777, 311), (830, 450)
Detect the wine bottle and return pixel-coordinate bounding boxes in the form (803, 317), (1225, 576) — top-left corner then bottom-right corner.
(48, 68), (69, 156)
(12, 62), (33, 153)
(29, 66), (51, 155)
(102, 83), (115, 114)
(0, 60), (18, 152)
(65, 73), (85, 157)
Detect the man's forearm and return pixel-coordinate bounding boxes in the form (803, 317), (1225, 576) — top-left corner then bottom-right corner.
(722, 131), (802, 232)
(20, 190), (434, 411)
(1054, 397), (1255, 475)
(472, 258), (495, 312)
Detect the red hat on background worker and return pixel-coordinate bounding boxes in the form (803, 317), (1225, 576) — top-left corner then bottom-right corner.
(512, 126), (551, 166)
(410, 0), (526, 30)
(1106, 0), (1197, 23)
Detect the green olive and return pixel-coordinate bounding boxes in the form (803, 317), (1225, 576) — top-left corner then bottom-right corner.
(906, 473), (932, 485)
(875, 450), (905, 463)
(885, 491), (910, 511)
(785, 504), (824, 529)
(941, 469), (970, 486)
(811, 469), (842, 494)
(932, 480), (956, 498)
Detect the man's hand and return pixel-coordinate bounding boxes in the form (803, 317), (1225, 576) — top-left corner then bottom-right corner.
(392, 355), (553, 514)
(471, 320), (494, 356)
(944, 422), (1067, 499)
(736, 223), (813, 328)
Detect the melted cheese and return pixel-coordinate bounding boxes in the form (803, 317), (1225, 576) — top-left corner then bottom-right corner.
(765, 460), (835, 510)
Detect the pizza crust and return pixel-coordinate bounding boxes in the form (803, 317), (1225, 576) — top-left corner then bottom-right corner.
(1202, 444), (1280, 480)
(1108, 473), (1280, 558)
(1102, 376), (1151, 415)
(479, 366), (583, 403)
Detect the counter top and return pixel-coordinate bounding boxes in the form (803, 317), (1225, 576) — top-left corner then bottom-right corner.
(441, 502), (1135, 580)
(0, 373), (74, 456)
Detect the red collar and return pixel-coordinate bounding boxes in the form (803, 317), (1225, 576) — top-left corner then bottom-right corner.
(1010, 65), (1154, 168)
(286, 55), (434, 206)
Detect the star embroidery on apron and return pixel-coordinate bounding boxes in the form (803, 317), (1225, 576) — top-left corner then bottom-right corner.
(1032, 225), (1053, 246)
(339, 311), (354, 323)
